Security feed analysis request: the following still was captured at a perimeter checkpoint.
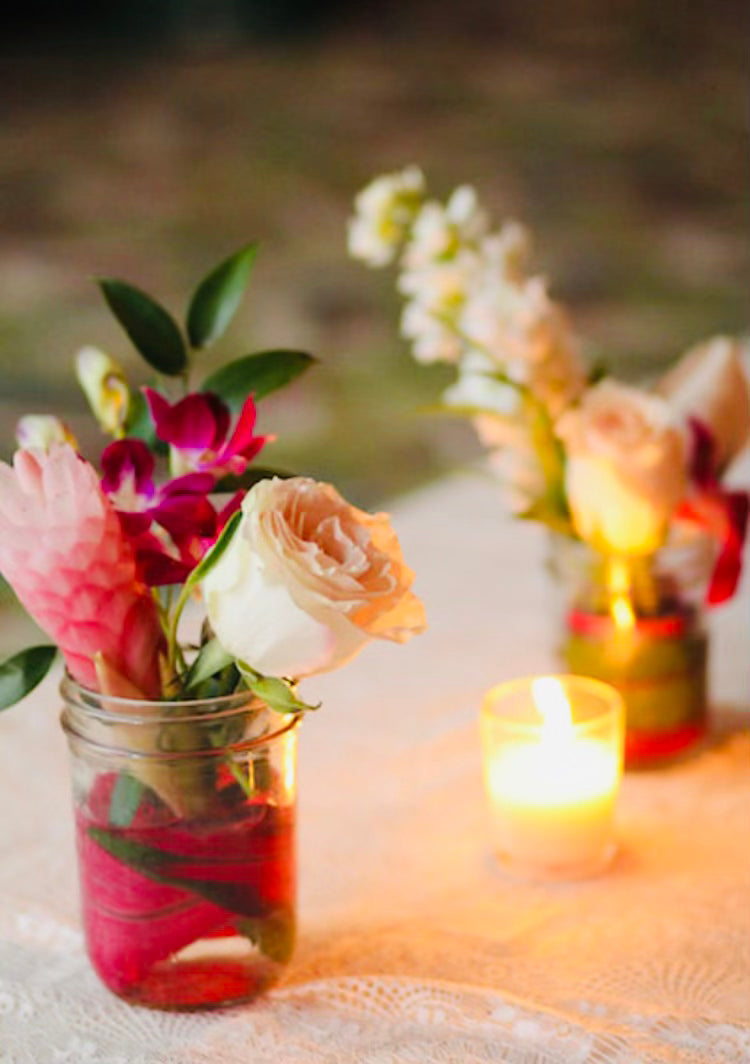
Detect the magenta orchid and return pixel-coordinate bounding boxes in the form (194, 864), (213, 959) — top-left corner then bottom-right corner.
(100, 438), (225, 586)
(677, 418), (750, 605)
(144, 388), (270, 479)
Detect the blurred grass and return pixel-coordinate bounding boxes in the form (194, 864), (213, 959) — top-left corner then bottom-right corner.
(0, 2), (746, 519)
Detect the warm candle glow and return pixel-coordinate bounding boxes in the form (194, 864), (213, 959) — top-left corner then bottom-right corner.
(531, 676), (574, 739)
(608, 558), (636, 630)
(611, 595), (636, 629)
(481, 676), (624, 879)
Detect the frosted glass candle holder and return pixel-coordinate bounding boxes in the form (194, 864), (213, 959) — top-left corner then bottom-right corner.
(480, 674), (625, 880)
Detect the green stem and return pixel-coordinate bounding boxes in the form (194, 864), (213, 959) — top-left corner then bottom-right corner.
(165, 580), (194, 690)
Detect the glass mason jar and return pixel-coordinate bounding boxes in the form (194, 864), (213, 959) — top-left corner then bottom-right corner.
(60, 677), (298, 1010)
(547, 531), (715, 768)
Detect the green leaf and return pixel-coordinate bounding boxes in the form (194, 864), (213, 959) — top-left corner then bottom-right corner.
(88, 826), (265, 917)
(189, 509), (242, 588)
(122, 388), (161, 449)
(518, 499), (575, 537)
(186, 243), (258, 349)
(0, 645), (58, 711)
(213, 465), (295, 494)
(202, 350), (315, 411)
(108, 773), (146, 828)
(240, 669), (319, 715)
(166, 510), (243, 680)
(183, 638), (235, 692)
(97, 278), (187, 376)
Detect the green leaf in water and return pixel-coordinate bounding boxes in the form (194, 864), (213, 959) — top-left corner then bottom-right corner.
(88, 825), (266, 918)
(238, 907), (295, 965)
(108, 772), (146, 828)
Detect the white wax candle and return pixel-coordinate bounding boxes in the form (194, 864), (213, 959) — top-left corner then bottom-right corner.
(481, 676), (623, 878)
(485, 737), (620, 872)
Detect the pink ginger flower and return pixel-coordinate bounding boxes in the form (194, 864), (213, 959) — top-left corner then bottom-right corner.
(0, 444), (165, 696)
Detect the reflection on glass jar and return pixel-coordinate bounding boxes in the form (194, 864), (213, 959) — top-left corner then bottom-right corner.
(61, 678), (298, 1009)
(548, 532), (715, 767)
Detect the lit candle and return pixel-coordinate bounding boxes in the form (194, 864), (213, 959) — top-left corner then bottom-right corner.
(480, 675), (624, 879)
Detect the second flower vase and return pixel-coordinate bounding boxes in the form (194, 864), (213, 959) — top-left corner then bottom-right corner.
(548, 533), (714, 767)
(61, 678), (298, 1009)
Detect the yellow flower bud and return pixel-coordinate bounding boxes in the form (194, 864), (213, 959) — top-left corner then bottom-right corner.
(75, 346), (130, 436)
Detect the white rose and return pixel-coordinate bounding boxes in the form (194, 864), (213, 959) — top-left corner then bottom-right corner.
(655, 336), (750, 470)
(556, 380), (687, 554)
(202, 477), (426, 678)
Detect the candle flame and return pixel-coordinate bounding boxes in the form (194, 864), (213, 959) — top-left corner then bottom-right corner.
(611, 595), (636, 630)
(608, 558), (636, 631)
(531, 677), (574, 741)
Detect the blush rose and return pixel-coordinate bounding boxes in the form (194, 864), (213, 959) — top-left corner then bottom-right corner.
(201, 476), (426, 678)
(556, 380), (687, 554)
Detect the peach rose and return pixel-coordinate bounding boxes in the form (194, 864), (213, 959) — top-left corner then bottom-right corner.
(556, 380), (687, 554)
(201, 477), (426, 678)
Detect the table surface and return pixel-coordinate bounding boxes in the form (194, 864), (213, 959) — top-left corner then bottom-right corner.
(1, 462), (748, 1064)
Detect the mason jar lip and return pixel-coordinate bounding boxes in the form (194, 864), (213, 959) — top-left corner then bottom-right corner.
(481, 673), (624, 737)
(60, 709), (299, 761)
(59, 672), (301, 735)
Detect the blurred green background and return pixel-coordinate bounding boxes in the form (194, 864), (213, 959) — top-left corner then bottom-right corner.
(1, 0), (747, 511)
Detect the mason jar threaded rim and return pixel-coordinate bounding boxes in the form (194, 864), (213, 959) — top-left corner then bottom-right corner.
(60, 673), (299, 760)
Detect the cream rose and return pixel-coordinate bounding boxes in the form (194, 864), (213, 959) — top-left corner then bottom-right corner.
(556, 380), (687, 554)
(655, 336), (750, 471)
(201, 477), (426, 678)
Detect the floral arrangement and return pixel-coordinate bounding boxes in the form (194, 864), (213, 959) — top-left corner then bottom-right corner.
(0, 244), (427, 1005)
(347, 166), (750, 603)
(0, 243), (426, 713)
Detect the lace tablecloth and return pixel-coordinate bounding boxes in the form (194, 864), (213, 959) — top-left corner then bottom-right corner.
(1, 466), (749, 1063)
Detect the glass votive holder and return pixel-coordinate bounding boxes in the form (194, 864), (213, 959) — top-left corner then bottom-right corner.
(480, 674), (625, 881)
